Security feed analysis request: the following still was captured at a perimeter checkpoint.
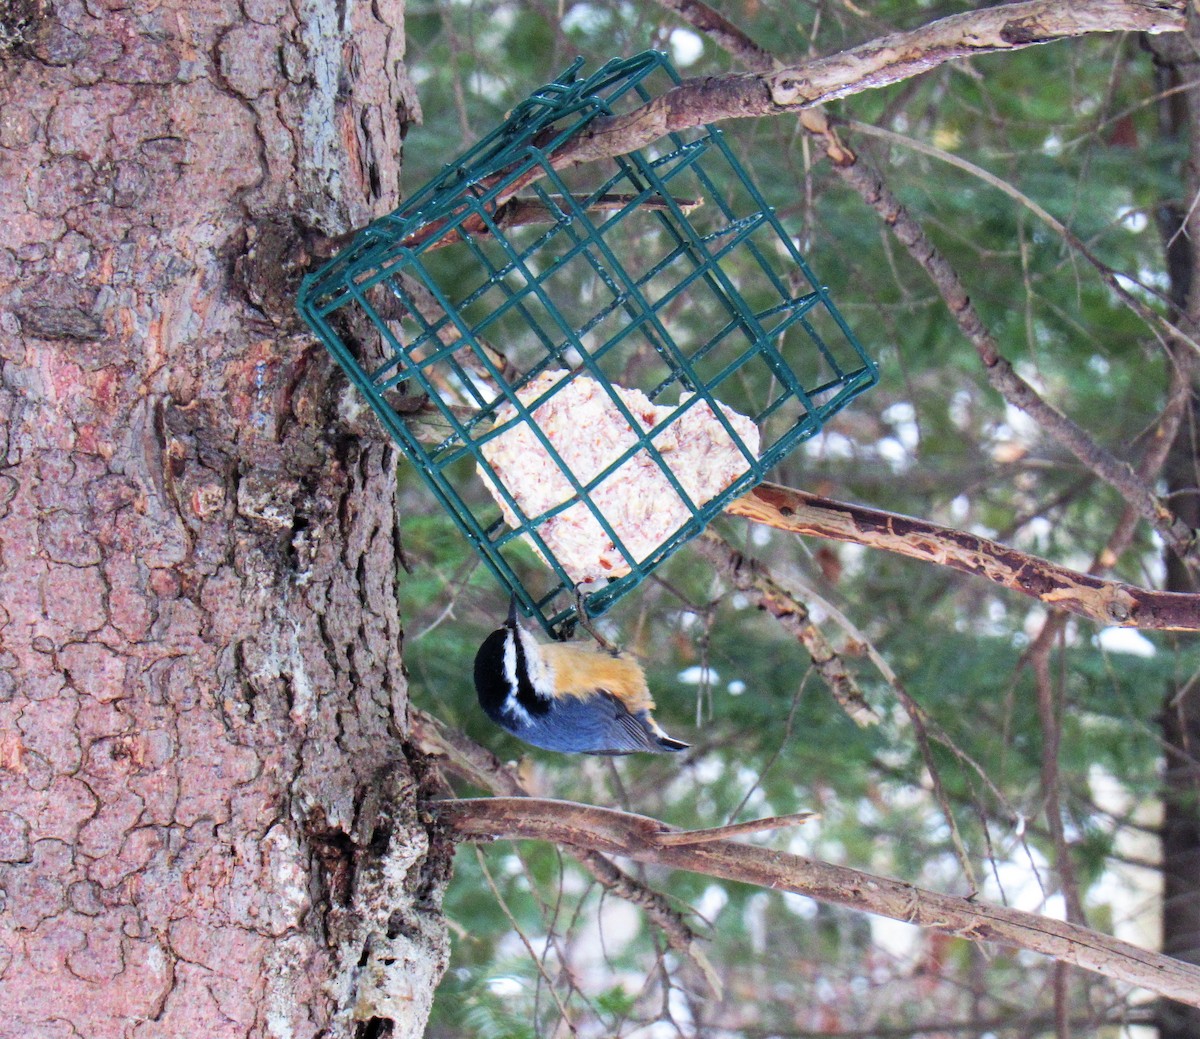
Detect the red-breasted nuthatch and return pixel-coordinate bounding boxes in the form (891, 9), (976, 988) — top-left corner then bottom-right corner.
(473, 599), (689, 755)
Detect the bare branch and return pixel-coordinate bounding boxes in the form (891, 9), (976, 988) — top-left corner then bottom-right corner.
(726, 482), (1200, 630)
(562, 1), (1184, 168)
(808, 129), (1194, 558)
(408, 708), (719, 991)
(766, 2), (1182, 108)
(696, 524), (986, 892)
(435, 796), (1200, 1008)
(354, 2), (1184, 268)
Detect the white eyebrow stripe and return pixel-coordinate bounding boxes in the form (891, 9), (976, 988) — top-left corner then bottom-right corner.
(516, 627), (553, 694)
(502, 630), (518, 687)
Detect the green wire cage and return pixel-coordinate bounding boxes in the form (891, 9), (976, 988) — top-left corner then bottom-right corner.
(297, 51), (877, 637)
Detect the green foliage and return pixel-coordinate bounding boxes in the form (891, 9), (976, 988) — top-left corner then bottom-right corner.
(430, 961), (540, 1039)
(396, 3), (1191, 1034)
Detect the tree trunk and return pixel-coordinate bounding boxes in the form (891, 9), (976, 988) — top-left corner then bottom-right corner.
(0, 2), (448, 1037)
(1149, 29), (1200, 1039)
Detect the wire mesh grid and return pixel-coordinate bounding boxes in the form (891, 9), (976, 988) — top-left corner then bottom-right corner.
(297, 51), (877, 636)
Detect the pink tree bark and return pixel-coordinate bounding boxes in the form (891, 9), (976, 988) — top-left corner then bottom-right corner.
(0, 1), (447, 1036)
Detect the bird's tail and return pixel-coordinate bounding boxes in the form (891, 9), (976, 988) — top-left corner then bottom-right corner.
(644, 714), (688, 752)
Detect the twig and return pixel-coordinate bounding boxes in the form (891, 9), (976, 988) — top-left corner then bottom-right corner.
(725, 669), (812, 823)
(732, 1006), (1156, 1038)
(692, 529), (879, 725)
(845, 118), (1200, 357)
(435, 796), (1200, 1009)
(654, 0), (778, 73)
(1015, 378), (1183, 929)
(310, 193), (702, 262)
(322, 3), (1184, 274)
(495, 192), (703, 225)
(806, 130), (1194, 559)
(1031, 638), (1090, 928)
(796, 580), (1016, 817)
(657, 0), (1195, 564)
(697, 523), (991, 893)
(649, 811), (817, 847)
(474, 847), (580, 1034)
(789, 578), (982, 895)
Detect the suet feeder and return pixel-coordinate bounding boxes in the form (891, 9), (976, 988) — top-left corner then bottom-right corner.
(297, 51), (877, 637)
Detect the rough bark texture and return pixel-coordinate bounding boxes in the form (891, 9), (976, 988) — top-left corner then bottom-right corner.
(0, 1), (448, 1037)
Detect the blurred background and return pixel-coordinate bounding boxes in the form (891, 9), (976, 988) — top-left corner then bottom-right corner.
(394, 3), (1196, 1035)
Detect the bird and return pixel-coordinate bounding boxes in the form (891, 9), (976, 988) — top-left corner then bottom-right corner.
(473, 598), (689, 755)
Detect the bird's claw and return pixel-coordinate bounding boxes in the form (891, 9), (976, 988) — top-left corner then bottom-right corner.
(573, 587), (620, 655)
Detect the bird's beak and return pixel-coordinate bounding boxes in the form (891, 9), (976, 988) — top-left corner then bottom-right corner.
(506, 594), (520, 628)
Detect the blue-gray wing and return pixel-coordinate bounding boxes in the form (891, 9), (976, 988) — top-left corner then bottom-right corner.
(517, 691), (682, 754)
